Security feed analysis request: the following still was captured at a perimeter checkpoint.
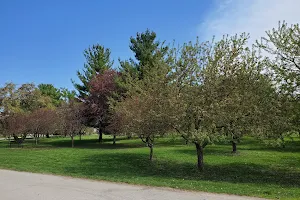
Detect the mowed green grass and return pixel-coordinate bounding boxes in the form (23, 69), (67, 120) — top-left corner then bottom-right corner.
(0, 135), (299, 200)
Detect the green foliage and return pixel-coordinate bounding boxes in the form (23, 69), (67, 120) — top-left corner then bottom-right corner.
(119, 29), (169, 80)
(72, 44), (113, 98)
(38, 84), (63, 106)
(0, 83), (53, 114)
(0, 83), (22, 114)
(257, 21), (300, 96)
(204, 34), (274, 149)
(112, 30), (179, 151)
(130, 29), (168, 65)
(112, 28), (297, 169)
(176, 34), (278, 147)
(111, 57), (184, 159)
(170, 38), (219, 147)
(257, 21), (300, 142)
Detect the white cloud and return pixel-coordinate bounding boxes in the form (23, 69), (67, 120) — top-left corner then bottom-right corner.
(199, 0), (300, 45)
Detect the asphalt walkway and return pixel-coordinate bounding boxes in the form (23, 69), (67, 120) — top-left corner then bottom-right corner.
(0, 169), (265, 200)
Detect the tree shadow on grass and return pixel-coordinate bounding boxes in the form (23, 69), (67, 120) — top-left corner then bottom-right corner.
(42, 138), (146, 149)
(41, 138), (300, 152)
(174, 148), (300, 170)
(0, 137), (186, 150)
(2, 136), (186, 150)
(64, 152), (300, 188)
(171, 144), (251, 156)
(0, 137), (146, 149)
(247, 139), (300, 153)
(209, 139), (300, 153)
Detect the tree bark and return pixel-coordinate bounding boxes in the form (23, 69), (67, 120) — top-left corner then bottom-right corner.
(113, 135), (116, 145)
(195, 143), (204, 171)
(98, 128), (103, 143)
(232, 141), (237, 153)
(149, 144), (153, 161)
(9, 134), (11, 148)
(71, 135), (74, 148)
(13, 134), (20, 147)
(35, 133), (38, 145)
(13, 134), (19, 142)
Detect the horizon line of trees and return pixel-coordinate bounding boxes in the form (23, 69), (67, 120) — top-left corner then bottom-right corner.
(1, 21), (299, 171)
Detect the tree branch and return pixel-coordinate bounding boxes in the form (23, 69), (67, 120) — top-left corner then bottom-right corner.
(139, 135), (147, 144)
(173, 126), (189, 143)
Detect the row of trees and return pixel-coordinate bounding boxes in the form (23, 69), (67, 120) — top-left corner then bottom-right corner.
(0, 83), (83, 146)
(1, 21), (299, 171)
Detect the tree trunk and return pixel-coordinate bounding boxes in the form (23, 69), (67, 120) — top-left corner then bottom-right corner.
(13, 134), (19, 142)
(71, 135), (74, 148)
(98, 128), (103, 143)
(195, 143), (204, 171)
(113, 135), (116, 145)
(46, 133), (50, 138)
(13, 134), (26, 147)
(35, 133), (38, 145)
(232, 141), (237, 153)
(149, 144), (153, 161)
(79, 133), (82, 141)
(280, 134), (285, 148)
(9, 135), (11, 148)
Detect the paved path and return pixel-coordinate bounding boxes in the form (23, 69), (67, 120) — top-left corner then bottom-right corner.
(0, 169), (265, 200)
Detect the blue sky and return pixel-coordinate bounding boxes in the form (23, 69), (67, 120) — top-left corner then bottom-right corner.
(1, 0), (299, 90)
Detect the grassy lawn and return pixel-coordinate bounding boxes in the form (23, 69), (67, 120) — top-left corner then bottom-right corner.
(0, 135), (299, 200)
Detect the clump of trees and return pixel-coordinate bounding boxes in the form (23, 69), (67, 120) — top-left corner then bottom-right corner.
(0, 82), (79, 147)
(1, 21), (299, 171)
